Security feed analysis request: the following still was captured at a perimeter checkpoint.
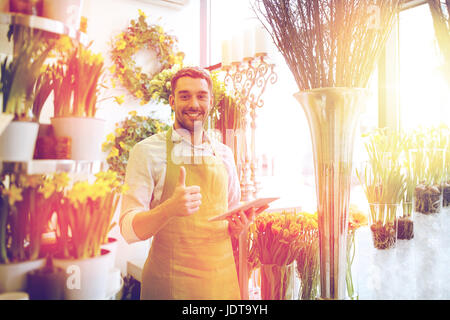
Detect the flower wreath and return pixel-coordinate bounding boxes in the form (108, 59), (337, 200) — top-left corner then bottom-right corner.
(110, 10), (184, 105)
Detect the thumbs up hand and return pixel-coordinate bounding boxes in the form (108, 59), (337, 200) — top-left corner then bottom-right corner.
(166, 166), (202, 217)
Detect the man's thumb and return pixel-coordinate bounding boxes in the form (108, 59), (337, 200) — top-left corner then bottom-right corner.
(178, 166), (186, 186)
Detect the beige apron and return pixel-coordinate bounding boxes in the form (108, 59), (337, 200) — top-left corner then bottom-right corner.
(140, 128), (240, 300)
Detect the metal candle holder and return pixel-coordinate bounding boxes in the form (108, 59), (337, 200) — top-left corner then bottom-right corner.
(221, 53), (278, 202)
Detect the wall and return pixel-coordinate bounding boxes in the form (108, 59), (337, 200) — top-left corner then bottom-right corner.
(76, 0), (201, 276)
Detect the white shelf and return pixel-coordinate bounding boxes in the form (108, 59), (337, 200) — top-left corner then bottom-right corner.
(0, 12), (88, 45)
(0, 159), (107, 175)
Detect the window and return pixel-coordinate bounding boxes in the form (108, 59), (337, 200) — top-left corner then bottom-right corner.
(209, 0), (379, 210)
(399, 3), (450, 130)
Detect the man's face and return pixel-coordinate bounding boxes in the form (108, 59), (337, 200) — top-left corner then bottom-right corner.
(169, 76), (213, 133)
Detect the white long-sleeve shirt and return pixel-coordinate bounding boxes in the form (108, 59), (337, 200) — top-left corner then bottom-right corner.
(119, 128), (241, 244)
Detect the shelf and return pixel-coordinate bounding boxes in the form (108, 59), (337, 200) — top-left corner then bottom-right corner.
(0, 12), (88, 46)
(0, 159), (107, 175)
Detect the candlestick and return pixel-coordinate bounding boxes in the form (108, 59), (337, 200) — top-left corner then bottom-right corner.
(243, 27), (255, 60)
(221, 39), (231, 67)
(254, 25), (269, 55)
(231, 34), (243, 63)
(221, 55), (277, 201)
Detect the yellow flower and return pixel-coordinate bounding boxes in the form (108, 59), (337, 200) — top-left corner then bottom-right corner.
(40, 182), (56, 200)
(135, 90), (144, 99)
(115, 127), (125, 136)
(114, 95), (125, 105)
(119, 141), (126, 150)
(128, 110), (137, 117)
(106, 133), (116, 142)
(139, 99), (148, 106)
(5, 185), (23, 206)
(67, 181), (90, 205)
(109, 64), (116, 75)
(108, 147), (119, 158)
(53, 172), (70, 191)
(116, 39), (126, 51)
(138, 9), (147, 18)
(20, 175), (43, 188)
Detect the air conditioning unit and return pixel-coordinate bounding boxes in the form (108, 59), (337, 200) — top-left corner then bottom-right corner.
(135, 0), (189, 9)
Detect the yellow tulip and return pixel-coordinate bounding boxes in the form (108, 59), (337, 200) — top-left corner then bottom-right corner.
(5, 185), (23, 206)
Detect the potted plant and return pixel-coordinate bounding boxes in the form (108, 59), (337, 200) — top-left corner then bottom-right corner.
(41, 0), (83, 29)
(252, 211), (305, 300)
(411, 126), (446, 215)
(50, 43), (106, 160)
(0, 172), (64, 293)
(102, 111), (169, 183)
(0, 26), (53, 161)
(358, 128), (407, 250)
(52, 170), (128, 299)
(398, 130), (416, 240)
(9, 0), (42, 16)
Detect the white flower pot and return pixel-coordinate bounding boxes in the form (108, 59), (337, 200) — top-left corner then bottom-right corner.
(0, 121), (39, 161)
(41, 0), (83, 29)
(101, 237), (118, 271)
(51, 117), (105, 161)
(53, 249), (111, 300)
(0, 259), (46, 293)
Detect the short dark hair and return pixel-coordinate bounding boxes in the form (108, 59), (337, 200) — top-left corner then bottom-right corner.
(170, 66), (213, 95)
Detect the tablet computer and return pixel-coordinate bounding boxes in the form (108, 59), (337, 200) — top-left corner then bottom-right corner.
(208, 197), (280, 222)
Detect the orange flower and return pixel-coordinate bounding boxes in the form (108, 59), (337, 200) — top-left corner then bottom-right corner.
(348, 205), (368, 231)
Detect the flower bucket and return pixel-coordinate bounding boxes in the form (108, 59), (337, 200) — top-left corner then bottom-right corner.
(0, 259), (46, 293)
(41, 0), (83, 28)
(101, 237), (118, 271)
(0, 121), (39, 161)
(260, 263), (295, 300)
(53, 249), (111, 300)
(9, 0), (42, 15)
(51, 117), (105, 161)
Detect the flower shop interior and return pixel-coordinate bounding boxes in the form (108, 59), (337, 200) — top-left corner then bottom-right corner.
(0, 0), (449, 301)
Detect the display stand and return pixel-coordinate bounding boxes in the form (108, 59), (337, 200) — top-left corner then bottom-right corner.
(0, 12), (88, 45)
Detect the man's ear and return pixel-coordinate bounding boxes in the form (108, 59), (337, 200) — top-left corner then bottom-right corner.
(169, 94), (175, 112)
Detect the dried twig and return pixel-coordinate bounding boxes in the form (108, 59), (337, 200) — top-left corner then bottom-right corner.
(252, 0), (401, 91)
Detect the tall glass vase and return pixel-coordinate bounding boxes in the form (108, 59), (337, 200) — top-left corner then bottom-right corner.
(294, 88), (367, 300)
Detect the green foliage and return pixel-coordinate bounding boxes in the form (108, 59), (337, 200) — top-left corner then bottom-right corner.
(102, 113), (169, 182)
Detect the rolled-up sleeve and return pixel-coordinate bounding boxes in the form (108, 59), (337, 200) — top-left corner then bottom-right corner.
(120, 142), (154, 244)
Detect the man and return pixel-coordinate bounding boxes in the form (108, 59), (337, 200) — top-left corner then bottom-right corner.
(120, 67), (264, 300)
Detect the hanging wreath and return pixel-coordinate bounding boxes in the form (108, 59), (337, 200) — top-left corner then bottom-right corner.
(110, 10), (185, 105)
